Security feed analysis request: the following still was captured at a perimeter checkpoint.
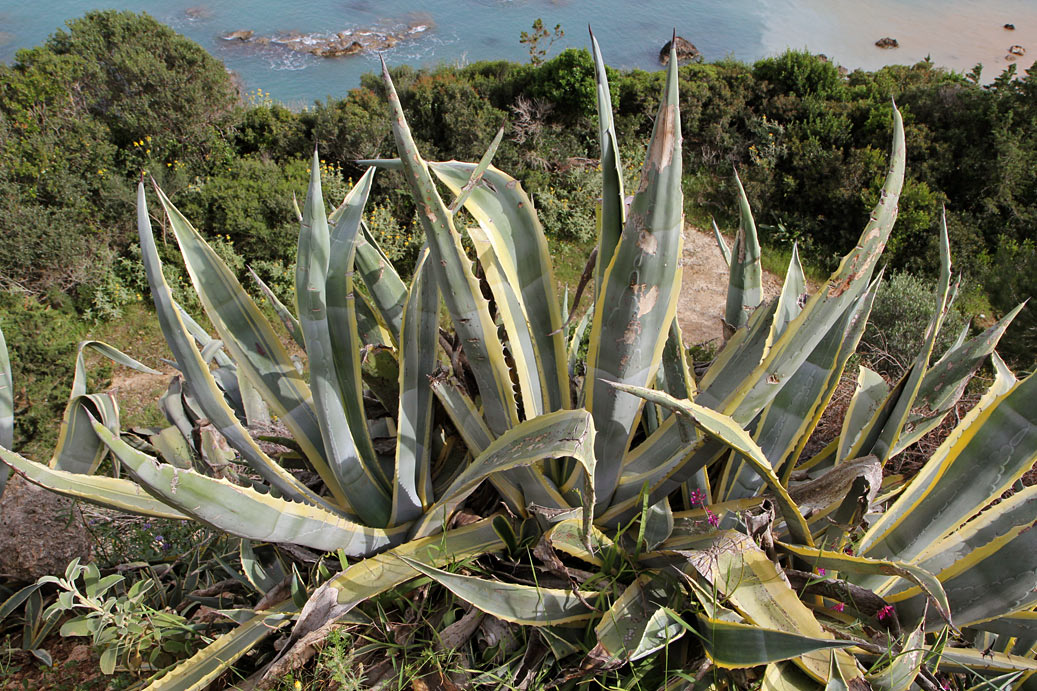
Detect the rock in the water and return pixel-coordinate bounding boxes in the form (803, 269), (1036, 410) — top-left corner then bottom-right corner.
(1008, 44), (1026, 55)
(223, 20), (432, 58)
(1004, 23), (1016, 30)
(0, 475), (92, 582)
(184, 6), (212, 20)
(660, 36), (700, 64)
(875, 37), (899, 49)
(223, 29), (254, 41)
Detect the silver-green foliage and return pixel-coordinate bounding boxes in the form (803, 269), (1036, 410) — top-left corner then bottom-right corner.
(0, 32), (1034, 691)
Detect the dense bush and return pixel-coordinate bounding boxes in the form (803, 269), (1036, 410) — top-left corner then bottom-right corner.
(2, 13), (1035, 453)
(860, 271), (971, 376)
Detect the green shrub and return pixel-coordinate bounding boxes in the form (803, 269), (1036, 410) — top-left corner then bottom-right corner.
(527, 48), (602, 120)
(0, 293), (88, 454)
(752, 50), (848, 100)
(861, 271), (971, 375)
(176, 157), (307, 266)
(980, 236), (1037, 368)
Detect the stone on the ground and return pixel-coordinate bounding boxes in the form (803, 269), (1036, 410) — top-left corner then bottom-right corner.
(0, 475), (92, 582)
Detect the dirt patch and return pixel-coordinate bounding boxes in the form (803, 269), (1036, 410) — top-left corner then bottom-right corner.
(108, 364), (176, 430)
(675, 225), (782, 349)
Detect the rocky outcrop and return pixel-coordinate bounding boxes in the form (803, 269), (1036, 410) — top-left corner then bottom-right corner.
(1004, 23), (1016, 31)
(660, 36), (700, 64)
(0, 475), (92, 582)
(222, 20), (432, 58)
(875, 37), (899, 49)
(184, 6), (212, 20)
(1008, 44), (1026, 56)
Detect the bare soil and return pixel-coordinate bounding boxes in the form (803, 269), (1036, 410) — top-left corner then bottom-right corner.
(675, 225), (782, 349)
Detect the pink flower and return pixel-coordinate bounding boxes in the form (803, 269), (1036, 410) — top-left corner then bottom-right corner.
(817, 568), (826, 576)
(706, 509), (720, 527)
(832, 602), (845, 613)
(688, 489), (706, 506)
(877, 605), (895, 622)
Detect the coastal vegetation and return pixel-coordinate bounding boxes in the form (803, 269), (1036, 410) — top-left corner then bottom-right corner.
(0, 10), (1034, 689)
(1, 12), (1035, 456)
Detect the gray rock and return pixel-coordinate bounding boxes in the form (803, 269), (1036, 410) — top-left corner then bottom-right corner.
(0, 475), (92, 582)
(223, 29), (254, 41)
(660, 36), (700, 64)
(875, 37), (899, 49)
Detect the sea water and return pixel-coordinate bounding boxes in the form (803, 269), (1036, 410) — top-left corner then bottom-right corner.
(1, 0), (1034, 107)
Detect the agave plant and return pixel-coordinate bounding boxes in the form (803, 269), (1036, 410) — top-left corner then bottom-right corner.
(2, 33), (1035, 690)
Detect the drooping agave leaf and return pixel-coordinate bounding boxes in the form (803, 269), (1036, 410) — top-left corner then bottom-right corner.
(141, 601), (296, 691)
(859, 368), (1037, 564)
(589, 28), (626, 300)
(724, 169), (763, 335)
(776, 543), (950, 626)
(584, 39), (683, 512)
(614, 414), (691, 505)
(289, 515), (505, 645)
(612, 383), (813, 546)
(791, 457), (882, 543)
(138, 183), (337, 510)
(377, 60), (518, 436)
(683, 531), (862, 684)
(390, 248), (438, 525)
(50, 341), (160, 475)
(720, 106), (905, 425)
(0, 446), (188, 520)
(593, 575), (683, 664)
(543, 518), (617, 567)
(696, 614), (855, 670)
(402, 557), (597, 626)
(306, 162), (392, 525)
(248, 266), (304, 349)
(413, 408), (595, 540)
(865, 618), (926, 691)
(94, 420), (409, 555)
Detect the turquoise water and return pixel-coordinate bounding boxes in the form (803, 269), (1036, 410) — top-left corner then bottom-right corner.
(1, 1), (1035, 107)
